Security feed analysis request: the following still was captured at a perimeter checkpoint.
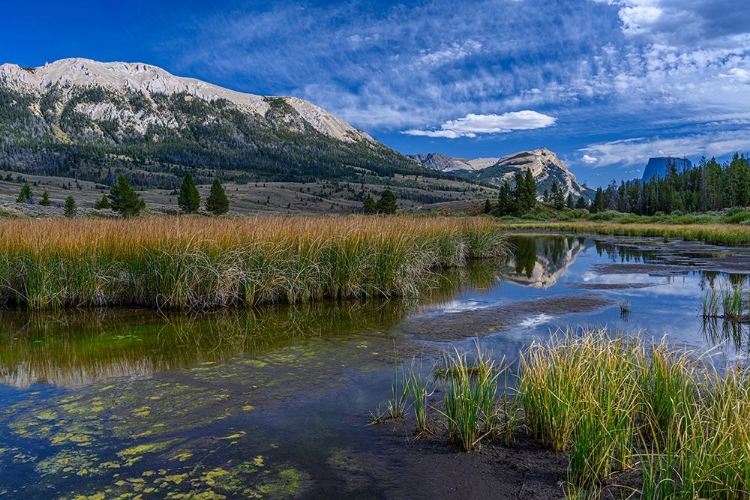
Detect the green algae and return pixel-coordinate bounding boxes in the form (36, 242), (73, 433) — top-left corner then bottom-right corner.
(35, 449), (102, 477)
(117, 439), (180, 459)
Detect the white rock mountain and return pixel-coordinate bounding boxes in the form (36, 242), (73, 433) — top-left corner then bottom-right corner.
(0, 58), (370, 143)
(410, 148), (593, 200)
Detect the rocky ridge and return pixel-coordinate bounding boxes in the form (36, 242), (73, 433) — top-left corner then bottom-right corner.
(410, 148), (593, 200)
(0, 58), (369, 143)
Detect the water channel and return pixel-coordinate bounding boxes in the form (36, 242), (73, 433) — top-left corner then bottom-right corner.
(0, 234), (748, 498)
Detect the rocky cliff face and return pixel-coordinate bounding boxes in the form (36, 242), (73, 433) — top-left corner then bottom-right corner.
(410, 148), (593, 200)
(641, 157), (693, 182)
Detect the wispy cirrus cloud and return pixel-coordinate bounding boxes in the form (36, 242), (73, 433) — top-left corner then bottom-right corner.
(404, 111), (557, 138)
(579, 130), (750, 168)
(161, 0), (750, 183)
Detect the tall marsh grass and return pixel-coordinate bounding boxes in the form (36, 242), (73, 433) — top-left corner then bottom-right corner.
(0, 216), (507, 310)
(520, 327), (750, 498)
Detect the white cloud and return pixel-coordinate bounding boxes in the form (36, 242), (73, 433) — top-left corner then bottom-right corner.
(418, 41), (482, 68)
(721, 68), (750, 82)
(619, 6), (662, 36)
(403, 111), (557, 139)
(582, 154), (599, 164)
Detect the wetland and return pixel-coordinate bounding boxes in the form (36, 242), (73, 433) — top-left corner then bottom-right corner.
(1, 233), (749, 499)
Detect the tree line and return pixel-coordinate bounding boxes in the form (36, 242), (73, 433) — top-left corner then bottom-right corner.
(589, 154), (750, 215)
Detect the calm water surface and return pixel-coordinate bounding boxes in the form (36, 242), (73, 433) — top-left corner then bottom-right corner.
(0, 235), (747, 498)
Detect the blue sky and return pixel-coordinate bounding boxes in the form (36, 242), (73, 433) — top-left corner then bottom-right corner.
(2, 0), (750, 187)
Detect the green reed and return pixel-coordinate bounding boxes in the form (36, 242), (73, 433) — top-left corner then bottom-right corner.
(439, 344), (503, 452)
(519, 327), (750, 498)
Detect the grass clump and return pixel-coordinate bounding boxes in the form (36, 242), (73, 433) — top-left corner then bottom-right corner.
(0, 216), (508, 310)
(519, 327), (750, 498)
(702, 280), (748, 322)
(438, 345), (504, 452)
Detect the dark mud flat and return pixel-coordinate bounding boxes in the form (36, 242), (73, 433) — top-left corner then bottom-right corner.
(396, 294), (615, 342)
(368, 421), (568, 500)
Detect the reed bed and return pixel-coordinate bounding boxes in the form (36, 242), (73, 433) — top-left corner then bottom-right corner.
(0, 216), (507, 310)
(498, 221), (750, 246)
(519, 328), (750, 498)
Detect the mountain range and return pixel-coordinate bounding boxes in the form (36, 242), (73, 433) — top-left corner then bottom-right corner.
(0, 58), (440, 190)
(410, 149), (594, 200)
(0, 58), (590, 211)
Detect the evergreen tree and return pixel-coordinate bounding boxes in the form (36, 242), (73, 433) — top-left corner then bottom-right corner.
(93, 194), (111, 209)
(591, 187), (605, 213)
(575, 196), (588, 210)
(109, 175), (145, 217)
(484, 199), (493, 214)
(178, 173), (200, 214)
(524, 169), (537, 211)
(206, 179), (229, 215)
(40, 190), (51, 206)
(63, 196), (77, 217)
(376, 189), (398, 214)
(497, 180), (514, 216)
(566, 193), (575, 209)
(362, 195), (376, 214)
(16, 183), (32, 203)
(551, 181), (565, 209)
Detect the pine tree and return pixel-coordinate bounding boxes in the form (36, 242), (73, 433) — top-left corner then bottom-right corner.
(40, 191), (51, 206)
(93, 194), (111, 209)
(63, 196), (77, 217)
(376, 189), (398, 214)
(566, 193), (575, 209)
(551, 181), (565, 209)
(206, 179), (229, 215)
(16, 183), (32, 203)
(178, 173), (200, 214)
(362, 195), (376, 214)
(497, 180), (514, 216)
(484, 199), (493, 213)
(109, 175), (145, 217)
(591, 187), (605, 213)
(524, 169), (537, 211)
(575, 196), (588, 210)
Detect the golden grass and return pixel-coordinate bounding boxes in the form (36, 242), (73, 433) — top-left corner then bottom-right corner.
(0, 216), (507, 310)
(497, 221), (750, 246)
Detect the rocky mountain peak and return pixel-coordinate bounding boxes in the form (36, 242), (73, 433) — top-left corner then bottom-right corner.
(410, 148), (592, 200)
(0, 58), (370, 143)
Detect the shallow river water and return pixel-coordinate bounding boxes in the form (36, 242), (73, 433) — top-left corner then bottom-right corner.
(0, 234), (748, 499)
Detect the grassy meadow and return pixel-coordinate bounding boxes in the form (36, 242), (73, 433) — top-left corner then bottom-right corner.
(0, 216), (507, 310)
